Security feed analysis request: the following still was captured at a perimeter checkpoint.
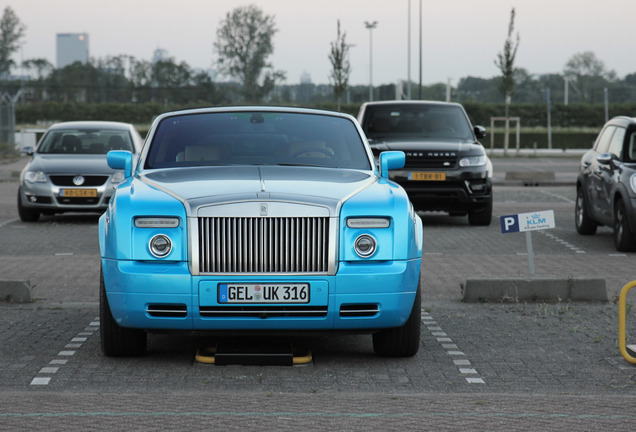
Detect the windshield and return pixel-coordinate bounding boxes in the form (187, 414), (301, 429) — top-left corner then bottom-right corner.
(145, 111), (372, 170)
(362, 104), (474, 141)
(37, 128), (135, 154)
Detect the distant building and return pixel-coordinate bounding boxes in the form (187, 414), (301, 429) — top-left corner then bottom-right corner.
(300, 71), (312, 85)
(56, 33), (89, 68)
(152, 48), (170, 64)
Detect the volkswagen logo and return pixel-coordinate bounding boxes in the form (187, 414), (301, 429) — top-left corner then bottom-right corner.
(73, 175), (85, 186)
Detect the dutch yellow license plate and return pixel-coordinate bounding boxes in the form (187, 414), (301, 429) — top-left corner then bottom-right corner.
(59, 189), (97, 197)
(409, 172), (446, 181)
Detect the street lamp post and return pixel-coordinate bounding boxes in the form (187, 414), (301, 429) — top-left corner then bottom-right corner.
(364, 21), (378, 101)
(407, 0), (411, 100)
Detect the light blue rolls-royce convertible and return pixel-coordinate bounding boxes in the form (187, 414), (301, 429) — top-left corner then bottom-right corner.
(99, 106), (423, 357)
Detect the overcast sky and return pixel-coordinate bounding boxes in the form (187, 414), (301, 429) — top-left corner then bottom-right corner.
(11, 0), (636, 86)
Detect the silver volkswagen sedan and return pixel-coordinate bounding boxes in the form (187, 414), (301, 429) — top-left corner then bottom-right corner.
(17, 121), (143, 221)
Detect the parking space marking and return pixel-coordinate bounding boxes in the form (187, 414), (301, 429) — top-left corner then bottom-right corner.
(539, 190), (574, 204)
(0, 218), (19, 228)
(30, 377), (50, 386)
(540, 230), (587, 254)
(421, 310), (485, 384)
(29, 317), (99, 387)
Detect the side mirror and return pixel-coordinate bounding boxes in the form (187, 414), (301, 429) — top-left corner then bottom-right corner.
(379, 151), (405, 178)
(474, 126), (486, 139)
(107, 150), (133, 178)
(20, 146), (34, 156)
(596, 152), (614, 165)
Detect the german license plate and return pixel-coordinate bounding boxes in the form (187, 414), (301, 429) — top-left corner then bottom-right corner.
(409, 172), (446, 181)
(218, 283), (310, 304)
(59, 188), (97, 197)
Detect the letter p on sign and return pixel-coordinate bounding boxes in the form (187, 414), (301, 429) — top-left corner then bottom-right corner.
(500, 215), (520, 233)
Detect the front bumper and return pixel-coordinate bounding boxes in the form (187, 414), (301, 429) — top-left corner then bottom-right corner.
(101, 258), (421, 332)
(19, 182), (114, 213)
(390, 168), (491, 213)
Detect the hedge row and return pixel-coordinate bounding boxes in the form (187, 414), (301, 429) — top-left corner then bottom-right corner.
(486, 130), (597, 150)
(461, 102), (630, 129)
(18, 101), (636, 128)
(16, 102), (178, 126)
(16, 101), (625, 150)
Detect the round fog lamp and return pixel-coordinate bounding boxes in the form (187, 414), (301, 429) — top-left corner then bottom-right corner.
(354, 234), (377, 258)
(149, 234), (172, 258)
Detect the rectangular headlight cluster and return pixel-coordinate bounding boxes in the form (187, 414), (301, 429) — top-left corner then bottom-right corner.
(346, 217), (391, 229)
(134, 217), (180, 228)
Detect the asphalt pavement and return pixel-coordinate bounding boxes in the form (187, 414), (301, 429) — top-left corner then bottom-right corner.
(3, 153), (636, 431)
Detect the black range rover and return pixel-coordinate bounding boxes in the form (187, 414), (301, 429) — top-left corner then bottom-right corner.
(358, 100), (492, 226)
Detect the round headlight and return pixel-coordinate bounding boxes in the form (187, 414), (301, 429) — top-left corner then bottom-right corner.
(149, 234), (172, 258)
(354, 234), (377, 258)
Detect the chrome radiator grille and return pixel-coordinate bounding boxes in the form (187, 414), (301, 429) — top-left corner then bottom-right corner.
(198, 216), (330, 273)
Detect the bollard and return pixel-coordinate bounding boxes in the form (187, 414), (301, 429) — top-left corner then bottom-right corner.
(618, 281), (636, 364)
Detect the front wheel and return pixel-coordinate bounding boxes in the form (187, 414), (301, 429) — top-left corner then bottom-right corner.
(100, 267), (147, 357)
(372, 283), (421, 357)
(614, 199), (636, 252)
(468, 197), (492, 226)
(575, 187), (597, 235)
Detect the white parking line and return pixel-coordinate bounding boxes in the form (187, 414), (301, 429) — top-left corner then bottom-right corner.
(539, 190), (575, 204)
(421, 310), (485, 385)
(30, 317), (99, 387)
(540, 230), (587, 254)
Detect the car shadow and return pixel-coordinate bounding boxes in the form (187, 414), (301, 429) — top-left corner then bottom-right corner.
(417, 212), (474, 226)
(37, 212), (102, 224)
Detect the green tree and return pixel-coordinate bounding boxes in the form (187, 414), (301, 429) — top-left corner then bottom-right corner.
(213, 4), (285, 102)
(152, 58), (194, 104)
(495, 8), (520, 105)
(21, 58), (53, 100)
(457, 76), (499, 102)
(94, 55), (130, 103)
(494, 7), (520, 153)
(564, 51), (616, 103)
(128, 57), (153, 87)
(328, 20), (351, 110)
(127, 57), (153, 102)
(21, 58), (53, 80)
(152, 59), (192, 88)
(0, 6), (26, 77)
(47, 62), (98, 102)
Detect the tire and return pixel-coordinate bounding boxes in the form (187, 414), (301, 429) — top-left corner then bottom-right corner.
(100, 267), (147, 357)
(575, 187), (597, 235)
(468, 197), (492, 226)
(372, 283), (421, 357)
(17, 189), (40, 222)
(614, 199), (636, 252)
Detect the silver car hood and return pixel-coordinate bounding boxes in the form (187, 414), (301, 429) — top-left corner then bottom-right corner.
(141, 165), (377, 216)
(28, 154), (114, 173)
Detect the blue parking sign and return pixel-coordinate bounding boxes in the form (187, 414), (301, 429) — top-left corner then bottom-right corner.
(500, 215), (520, 233)
(500, 210), (555, 234)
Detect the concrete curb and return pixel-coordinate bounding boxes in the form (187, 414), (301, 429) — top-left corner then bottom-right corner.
(505, 171), (556, 181)
(0, 280), (32, 303)
(462, 277), (607, 303)
(497, 171), (566, 187)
